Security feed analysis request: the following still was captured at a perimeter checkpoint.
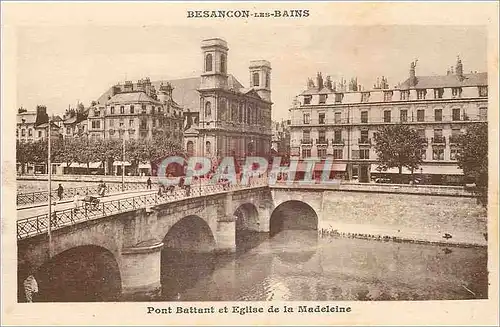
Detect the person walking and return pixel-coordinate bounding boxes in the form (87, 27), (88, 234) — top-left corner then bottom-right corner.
(57, 184), (64, 201)
(147, 177), (152, 189)
(23, 273), (39, 303)
(73, 192), (81, 212)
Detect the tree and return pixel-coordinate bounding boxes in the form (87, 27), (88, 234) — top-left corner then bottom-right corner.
(373, 124), (427, 183)
(456, 122), (488, 206)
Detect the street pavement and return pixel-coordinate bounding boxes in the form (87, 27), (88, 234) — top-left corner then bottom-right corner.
(17, 189), (157, 221)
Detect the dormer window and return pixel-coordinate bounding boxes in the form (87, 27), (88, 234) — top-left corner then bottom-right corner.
(335, 93), (343, 104)
(319, 94), (327, 104)
(434, 88), (444, 99)
(417, 89), (427, 100)
(361, 92), (370, 103)
(478, 86), (488, 97)
(303, 95), (312, 105)
(452, 87), (462, 98)
(400, 90), (410, 100)
(383, 91), (393, 102)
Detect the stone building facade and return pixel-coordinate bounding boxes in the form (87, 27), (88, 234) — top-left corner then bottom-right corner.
(289, 57), (488, 184)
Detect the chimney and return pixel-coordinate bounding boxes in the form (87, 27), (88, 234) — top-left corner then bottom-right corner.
(316, 72), (324, 90)
(409, 60), (418, 87)
(456, 56), (464, 80)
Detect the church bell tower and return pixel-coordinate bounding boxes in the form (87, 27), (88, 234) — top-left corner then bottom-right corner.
(249, 60), (272, 102)
(200, 38), (229, 90)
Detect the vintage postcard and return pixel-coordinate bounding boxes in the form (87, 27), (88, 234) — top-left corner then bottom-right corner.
(1, 1), (498, 326)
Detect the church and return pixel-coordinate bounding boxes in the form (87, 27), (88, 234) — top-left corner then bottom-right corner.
(93, 37), (273, 161)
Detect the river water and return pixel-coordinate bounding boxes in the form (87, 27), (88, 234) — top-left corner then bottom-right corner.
(160, 230), (487, 301)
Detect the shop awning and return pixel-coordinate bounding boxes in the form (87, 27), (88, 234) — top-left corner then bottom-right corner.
(113, 161), (132, 166)
(138, 163), (151, 169)
(60, 162), (101, 169)
(294, 161), (347, 172)
(371, 164), (463, 175)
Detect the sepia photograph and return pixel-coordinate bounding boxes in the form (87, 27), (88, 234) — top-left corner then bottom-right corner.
(2, 1), (499, 326)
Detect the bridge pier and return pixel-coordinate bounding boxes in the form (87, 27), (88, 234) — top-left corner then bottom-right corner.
(215, 220), (236, 253)
(120, 242), (163, 300)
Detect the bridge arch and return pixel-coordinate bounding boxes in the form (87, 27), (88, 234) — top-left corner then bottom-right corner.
(21, 245), (122, 302)
(161, 215), (217, 300)
(269, 200), (318, 237)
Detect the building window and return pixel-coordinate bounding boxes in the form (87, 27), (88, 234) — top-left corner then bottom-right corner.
(360, 130), (369, 144)
(333, 130), (342, 143)
(110, 106), (115, 114)
(317, 148), (327, 159)
(252, 72), (259, 87)
(265, 73), (270, 88)
(119, 120), (124, 128)
(334, 112), (341, 124)
(91, 121), (101, 129)
(360, 111), (368, 123)
(151, 107), (155, 115)
(361, 92), (370, 103)
(109, 119), (114, 127)
(417, 128), (426, 140)
(452, 108), (461, 121)
(152, 119), (156, 127)
(417, 149), (426, 160)
(16, 129), (18, 137)
(318, 113), (325, 124)
(220, 54), (227, 74)
(417, 89), (427, 100)
(130, 105), (134, 114)
(333, 148), (343, 159)
(434, 88), (444, 99)
(478, 86), (488, 97)
(452, 87), (462, 98)
(432, 148), (444, 160)
(66, 127), (70, 135)
(129, 119), (134, 127)
(141, 104), (147, 113)
(38, 131), (42, 138)
(400, 110), (408, 123)
(120, 106), (124, 114)
(303, 113), (310, 124)
(302, 130), (310, 142)
(450, 147), (459, 160)
(434, 109), (442, 121)
(400, 90), (410, 100)
(417, 109), (425, 122)
(302, 148), (311, 158)
(304, 95), (312, 105)
(205, 54), (213, 72)
(383, 91), (393, 102)
(359, 148), (370, 159)
(318, 130), (326, 144)
(479, 107), (487, 121)
(140, 119), (147, 129)
(21, 129), (25, 136)
(94, 110), (99, 117)
(383, 110), (391, 123)
(335, 93), (343, 104)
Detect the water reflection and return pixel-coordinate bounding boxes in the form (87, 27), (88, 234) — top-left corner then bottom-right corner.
(160, 230), (488, 301)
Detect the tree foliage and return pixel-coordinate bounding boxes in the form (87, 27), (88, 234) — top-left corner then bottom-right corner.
(456, 122), (488, 206)
(373, 124), (428, 181)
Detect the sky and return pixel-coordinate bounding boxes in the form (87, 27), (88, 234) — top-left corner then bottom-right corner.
(16, 25), (487, 121)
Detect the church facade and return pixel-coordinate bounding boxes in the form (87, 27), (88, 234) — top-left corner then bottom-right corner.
(184, 38), (273, 160)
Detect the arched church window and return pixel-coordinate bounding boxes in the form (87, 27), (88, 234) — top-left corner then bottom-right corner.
(253, 72), (260, 87)
(265, 72), (270, 88)
(205, 101), (212, 118)
(231, 103), (238, 122)
(205, 54), (213, 72)
(220, 54), (227, 74)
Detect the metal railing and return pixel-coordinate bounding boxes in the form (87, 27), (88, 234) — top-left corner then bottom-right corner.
(17, 177), (267, 240)
(17, 183), (152, 207)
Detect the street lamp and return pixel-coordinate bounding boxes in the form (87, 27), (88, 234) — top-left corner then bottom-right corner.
(47, 118), (53, 258)
(121, 129), (125, 192)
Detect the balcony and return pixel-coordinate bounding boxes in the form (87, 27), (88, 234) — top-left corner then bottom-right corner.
(331, 139), (345, 146)
(431, 136), (446, 144)
(358, 138), (371, 145)
(316, 138), (328, 146)
(301, 139), (313, 145)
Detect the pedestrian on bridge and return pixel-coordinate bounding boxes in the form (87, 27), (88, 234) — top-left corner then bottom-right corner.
(57, 184), (64, 201)
(147, 177), (152, 189)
